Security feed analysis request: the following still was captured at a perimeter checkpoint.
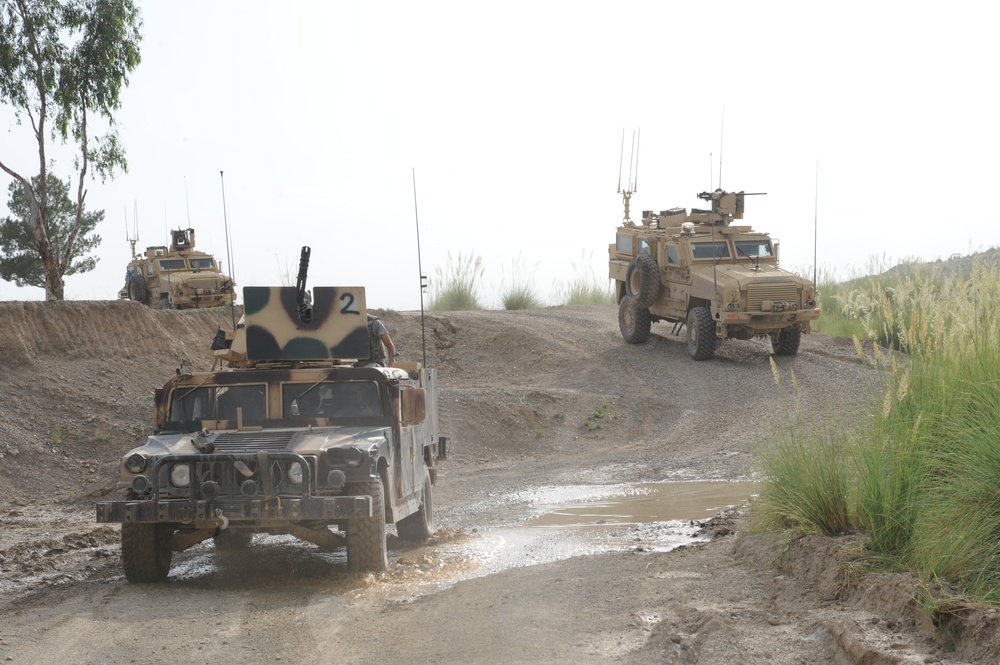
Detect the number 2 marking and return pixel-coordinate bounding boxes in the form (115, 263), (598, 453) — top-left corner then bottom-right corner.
(340, 292), (360, 314)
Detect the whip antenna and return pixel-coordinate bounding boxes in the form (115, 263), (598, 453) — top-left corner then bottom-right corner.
(219, 170), (237, 329)
(718, 106), (725, 189)
(412, 167), (427, 368)
(814, 160), (819, 286)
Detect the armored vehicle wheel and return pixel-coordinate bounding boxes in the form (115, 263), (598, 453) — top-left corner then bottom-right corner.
(626, 254), (660, 309)
(214, 530), (254, 551)
(686, 307), (717, 361)
(772, 323), (802, 356)
(129, 271), (148, 304)
(346, 477), (388, 572)
(396, 469), (434, 542)
(121, 523), (173, 583)
(618, 296), (651, 344)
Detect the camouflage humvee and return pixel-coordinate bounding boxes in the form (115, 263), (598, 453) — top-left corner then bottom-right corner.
(98, 249), (443, 581)
(119, 227), (236, 309)
(609, 189), (820, 360)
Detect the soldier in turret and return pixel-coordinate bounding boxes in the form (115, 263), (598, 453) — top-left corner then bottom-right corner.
(362, 313), (395, 367)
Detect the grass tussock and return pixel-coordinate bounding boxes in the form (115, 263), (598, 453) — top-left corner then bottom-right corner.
(553, 252), (614, 305)
(759, 251), (1000, 605)
(429, 251), (484, 311)
(500, 254), (543, 310)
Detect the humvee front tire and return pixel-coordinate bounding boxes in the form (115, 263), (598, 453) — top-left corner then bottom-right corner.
(346, 477), (388, 573)
(772, 324), (802, 356)
(396, 469), (434, 542)
(626, 254), (660, 309)
(121, 523), (173, 583)
(686, 307), (717, 361)
(618, 296), (651, 344)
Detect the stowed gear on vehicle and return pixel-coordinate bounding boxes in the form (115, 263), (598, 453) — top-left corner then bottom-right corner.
(98, 247), (445, 582)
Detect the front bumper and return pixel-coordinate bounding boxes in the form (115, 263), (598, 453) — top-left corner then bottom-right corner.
(96, 494), (371, 524)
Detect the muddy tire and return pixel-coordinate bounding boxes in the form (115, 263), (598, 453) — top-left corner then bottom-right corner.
(686, 307), (717, 361)
(121, 523), (173, 583)
(129, 271), (148, 305)
(618, 296), (651, 344)
(346, 477), (388, 573)
(772, 324), (802, 356)
(396, 469), (434, 542)
(213, 530), (253, 551)
(625, 254), (660, 309)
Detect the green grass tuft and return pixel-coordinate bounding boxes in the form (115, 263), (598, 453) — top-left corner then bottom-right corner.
(429, 251), (484, 311)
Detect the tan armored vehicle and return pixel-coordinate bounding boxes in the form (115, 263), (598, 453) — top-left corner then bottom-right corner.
(609, 189), (820, 360)
(98, 247), (443, 581)
(119, 227), (236, 309)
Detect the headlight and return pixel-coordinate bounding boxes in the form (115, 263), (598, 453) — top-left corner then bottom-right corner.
(170, 463), (191, 488)
(125, 453), (147, 474)
(288, 462), (304, 485)
(343, 447), (365, 467)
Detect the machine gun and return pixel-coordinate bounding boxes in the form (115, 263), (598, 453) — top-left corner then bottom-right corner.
(296, 246), (312, 323)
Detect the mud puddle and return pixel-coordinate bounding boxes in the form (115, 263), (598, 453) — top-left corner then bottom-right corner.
(371, 480), (761, 600)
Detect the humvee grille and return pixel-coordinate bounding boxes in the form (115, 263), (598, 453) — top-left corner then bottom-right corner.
(213, 431), (295, 451)
(747, 282), (800, 311)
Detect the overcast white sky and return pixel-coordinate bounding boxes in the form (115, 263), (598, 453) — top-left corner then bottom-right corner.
(2, 1), (998, 309)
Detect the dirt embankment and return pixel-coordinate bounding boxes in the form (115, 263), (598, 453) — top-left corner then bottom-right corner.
(0, 301), (998, 663)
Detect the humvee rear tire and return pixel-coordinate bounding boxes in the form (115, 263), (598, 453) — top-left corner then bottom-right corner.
(619, 296), (651, 344)
(626, 254), (660, 309)
(129, 272), (148, 304)
(121, 523), (173, 583)
(686, 307), (717, 361)
(346, 477), (388, 573)
(772, 324), (802, 356)
(396, 469), (434, 542)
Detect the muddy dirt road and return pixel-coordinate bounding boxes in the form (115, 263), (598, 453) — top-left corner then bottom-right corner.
(0, 303), (988, 663)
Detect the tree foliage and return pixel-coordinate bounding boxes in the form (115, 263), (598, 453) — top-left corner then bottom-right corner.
(0, 0), (141, 299)
(0, 173), (102, 288)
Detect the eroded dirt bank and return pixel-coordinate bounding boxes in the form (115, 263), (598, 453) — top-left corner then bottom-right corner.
(0, 301), (996, 663)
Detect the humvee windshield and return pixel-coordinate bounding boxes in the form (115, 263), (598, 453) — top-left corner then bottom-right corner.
(734, 239), (774, 258)
(283, 381), (381, 418)
(168, 384), (266, 424)
(691, 241), (730, 259)
(159, 259), (186, 271)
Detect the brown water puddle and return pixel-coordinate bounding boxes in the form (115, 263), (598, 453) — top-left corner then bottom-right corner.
(527, 480), (763, 529)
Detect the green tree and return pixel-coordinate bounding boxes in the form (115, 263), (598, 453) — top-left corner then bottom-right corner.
(0, 173), (102, 288)
(0, 0), (141, 300)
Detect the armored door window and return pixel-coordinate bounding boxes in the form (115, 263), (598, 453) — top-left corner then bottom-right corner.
(666, 245), (679, 265)
(639, 240), (650, 255)
(616, 234), (634, 254)
(691, 241), (730, 260)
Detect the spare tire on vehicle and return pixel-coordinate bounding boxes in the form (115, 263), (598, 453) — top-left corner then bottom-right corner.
(625, 253), (660, 309)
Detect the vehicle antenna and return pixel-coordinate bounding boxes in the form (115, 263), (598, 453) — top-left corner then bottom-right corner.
(412, 167), (428, 368)
(709, 153), (713, 192)
(184, 176), (192, 227)
(718, 106), (725, 190)
(219, 170), (237, 329)
(813, 160), (819, 287)
(617, 129), (640, 224)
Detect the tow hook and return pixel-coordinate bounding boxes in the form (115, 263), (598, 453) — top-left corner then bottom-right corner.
(212, 508), (229, 536)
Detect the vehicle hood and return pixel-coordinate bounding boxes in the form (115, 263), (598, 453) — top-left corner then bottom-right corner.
(124, 425), (389, 459)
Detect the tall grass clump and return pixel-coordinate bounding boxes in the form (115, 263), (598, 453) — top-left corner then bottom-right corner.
(499, 254), (543, 310)
(763, 256), (1000, 605)
(428, 251), (484, 311)
(553, 251), (614, 305)
(755, 359), (854, 536)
